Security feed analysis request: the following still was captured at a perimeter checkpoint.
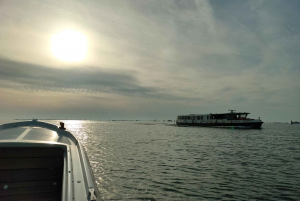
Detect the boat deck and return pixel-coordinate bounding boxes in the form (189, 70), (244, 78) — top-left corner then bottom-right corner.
(0, 147), (64, 201)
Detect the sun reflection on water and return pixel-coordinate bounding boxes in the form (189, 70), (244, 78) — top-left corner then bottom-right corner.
(64, 120), (89, 146)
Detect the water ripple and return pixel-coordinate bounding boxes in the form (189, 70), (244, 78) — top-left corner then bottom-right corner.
(64, 122), (300, 200)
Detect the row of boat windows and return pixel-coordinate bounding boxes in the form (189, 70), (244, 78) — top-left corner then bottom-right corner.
(178, 114), (248, 120)
(178, 116), (209, 120)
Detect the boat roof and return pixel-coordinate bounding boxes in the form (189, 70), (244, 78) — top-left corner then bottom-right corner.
(0, 119), (78, 145)
(178, 112), (250, 116)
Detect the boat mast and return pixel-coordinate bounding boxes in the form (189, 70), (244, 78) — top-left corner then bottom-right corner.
(228, 110), (236, 113)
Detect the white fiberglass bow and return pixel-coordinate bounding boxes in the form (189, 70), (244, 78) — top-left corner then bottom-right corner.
(0, 119), (99, 201)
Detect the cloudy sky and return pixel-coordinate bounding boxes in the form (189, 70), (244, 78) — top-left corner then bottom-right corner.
(0, 0), (299, 121)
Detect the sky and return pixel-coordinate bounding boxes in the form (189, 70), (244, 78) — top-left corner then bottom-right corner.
(0, 0), (299, 121)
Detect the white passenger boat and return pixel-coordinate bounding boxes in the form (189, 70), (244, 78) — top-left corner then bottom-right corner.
(176, 110), (263, 129)
(0, 119), (99, 201)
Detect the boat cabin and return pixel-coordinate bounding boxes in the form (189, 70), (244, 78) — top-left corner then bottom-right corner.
(176, 110), (263, 128)
(210, 112), (249, 120)
(177, 112), (250, 121)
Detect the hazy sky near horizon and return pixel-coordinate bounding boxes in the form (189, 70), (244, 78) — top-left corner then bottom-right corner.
(0, 0), (299, 121)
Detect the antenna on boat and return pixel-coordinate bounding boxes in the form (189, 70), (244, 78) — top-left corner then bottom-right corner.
(229, 110), (236, 113)
(59, 122), (66, 130)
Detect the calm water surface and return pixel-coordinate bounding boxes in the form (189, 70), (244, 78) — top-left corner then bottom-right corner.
(3, 120), (300, 200)
(63, 121), (300, 201)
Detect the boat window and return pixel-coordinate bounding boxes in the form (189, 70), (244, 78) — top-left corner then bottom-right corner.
(241, 114), (247, 118)
(231, 115), (236, 119)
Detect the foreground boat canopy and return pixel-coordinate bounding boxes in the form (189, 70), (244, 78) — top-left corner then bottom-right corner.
(0, 119), (99, 201)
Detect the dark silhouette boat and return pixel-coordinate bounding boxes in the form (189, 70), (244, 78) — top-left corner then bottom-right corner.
(176, 110), (263, 129)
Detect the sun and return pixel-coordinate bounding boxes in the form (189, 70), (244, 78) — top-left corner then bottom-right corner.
(51, 29), (87, 62)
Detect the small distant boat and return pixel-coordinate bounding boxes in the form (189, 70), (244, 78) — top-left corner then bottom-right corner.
(176, 110), (264, 129)
(291, 121), (300, 124)
(0, 119), (99, 201)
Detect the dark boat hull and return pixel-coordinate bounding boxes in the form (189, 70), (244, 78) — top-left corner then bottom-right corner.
(176, 122), (263, 129)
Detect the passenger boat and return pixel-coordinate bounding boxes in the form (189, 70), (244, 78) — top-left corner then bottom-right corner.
(0, 119), (99, 201)
(176, 110), (263, 129)
(291, 121), (300, 124)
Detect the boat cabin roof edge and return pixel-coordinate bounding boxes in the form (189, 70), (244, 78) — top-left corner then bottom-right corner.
(177, 112), (250, 117)
(0, 120), (78, 145)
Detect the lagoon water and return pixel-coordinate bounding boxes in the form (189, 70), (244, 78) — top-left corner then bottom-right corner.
(2, 120), (300, 200)
(64, 121), (300, 201)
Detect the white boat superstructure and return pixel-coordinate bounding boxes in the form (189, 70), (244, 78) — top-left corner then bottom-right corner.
(0, 119), (99, 201)
(176, 110), (263, 129)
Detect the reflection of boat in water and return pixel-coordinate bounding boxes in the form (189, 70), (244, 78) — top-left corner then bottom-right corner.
(0, 119), (99, 201)
(176, 110), (264, 129)
(291, 121), (300, 124)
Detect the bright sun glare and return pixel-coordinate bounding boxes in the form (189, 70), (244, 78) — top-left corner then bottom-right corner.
(51, 29), (87, 62)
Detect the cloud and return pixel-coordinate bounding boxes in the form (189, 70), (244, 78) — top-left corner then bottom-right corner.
(0, 58), (199, 102)
(0, 58), (146, 95)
